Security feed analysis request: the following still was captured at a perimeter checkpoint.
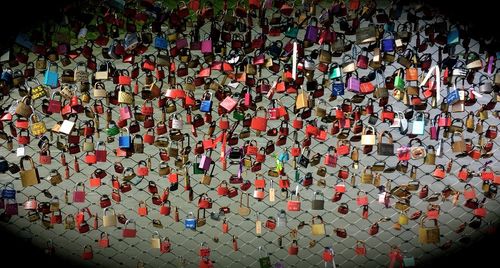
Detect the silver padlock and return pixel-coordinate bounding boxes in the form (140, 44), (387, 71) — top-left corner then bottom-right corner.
(277, 210), (287, 228)
(303, 56), (315, 71)
(171, 113), (184, 130)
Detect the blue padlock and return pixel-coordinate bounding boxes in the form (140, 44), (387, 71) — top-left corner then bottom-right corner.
(0, 157), (8, 173)
(184, 212), (197, 230)
(447, 25), (459, 46)
(381, 33), (395, 52)
(331, 79), (345, 97)
(278, 149), (289, 163)
(1, 69), (13, 84)
(2, 182), (16, 199)
(43, 63), (59, 87)
(118, 127), (131, 149)
(200, 91), (213, 113)
(154, 34), (168, 50)
(384, 21), (395, 33)
(446, 88), (460, 105)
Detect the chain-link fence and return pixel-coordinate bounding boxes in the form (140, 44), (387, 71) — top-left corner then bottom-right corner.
(0, 0), (498, 267)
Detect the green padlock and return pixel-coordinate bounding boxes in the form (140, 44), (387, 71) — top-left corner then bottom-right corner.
(329, 63), (341, 79)
(394, 72), (405, 90)
(106, 122), (120, 136)
(258, 246), (272, 268)
(233, 109), (244, 121)
(193, 156), (205, 175)
(83, 136), (95, 152)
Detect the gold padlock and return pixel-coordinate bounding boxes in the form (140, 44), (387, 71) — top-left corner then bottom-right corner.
(30, 114), (47, 136)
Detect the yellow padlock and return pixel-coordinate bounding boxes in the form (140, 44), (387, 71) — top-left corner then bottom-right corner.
(399, 212), (409, 225)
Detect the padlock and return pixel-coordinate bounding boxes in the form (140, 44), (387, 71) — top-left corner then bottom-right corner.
(311, 191), (325, 210)
(200, 91), (213, 112)
(338, 202), (349, 214)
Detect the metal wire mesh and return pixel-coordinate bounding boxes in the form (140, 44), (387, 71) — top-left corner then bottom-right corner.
(0, 1), (498, 268)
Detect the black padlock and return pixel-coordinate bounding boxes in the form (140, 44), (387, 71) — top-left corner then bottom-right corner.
(298, 147), (311, 168)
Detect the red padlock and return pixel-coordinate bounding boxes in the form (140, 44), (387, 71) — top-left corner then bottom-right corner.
(323, 247), (333, 261)
(198, 194), (212, 209)
(288, 240), (299, 255)
(368, 222), (379, 235)
(160, 201), (171, 216)
(481, 167), (495, 181)
(137, 201), (148, 216)
(457, 166), (470, 181)
(426, 204), (440, 220)
(338, 166), (349, 180)
(217, 181), (229, 196)
(463, 184), (476, 200)
(433, 165), (446, 179)
(356, 191), (369, 206)
(354, 241), (366, 256)
(485, 125), (498, 139)
(99, 232), (109, 248)
(199, 243), (211, 257)
(136, 160), (149, 177)
(292, 117), (303, 130)
(419, 185), (429, 199)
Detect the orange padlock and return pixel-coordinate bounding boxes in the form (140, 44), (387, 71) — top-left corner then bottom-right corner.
(137, 201), (148, 216)
(222, 218), (229, 233)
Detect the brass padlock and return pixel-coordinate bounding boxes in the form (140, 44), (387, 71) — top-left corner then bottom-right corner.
(316, 166), (327, 177)
(50, 169), (63, 186)
(410, 165), (417, 180)
(361, 167), (373, 184)
(373, 173), (381, 187)
(424, 145), (436, 165)
(478, 108), (488, 120)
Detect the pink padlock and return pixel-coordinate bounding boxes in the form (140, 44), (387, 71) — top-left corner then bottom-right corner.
(119, 105), (132, 120)
(24, 196), (38, 210)
(199, 153), (212, 171)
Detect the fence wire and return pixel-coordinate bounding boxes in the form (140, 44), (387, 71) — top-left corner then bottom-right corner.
(0, 0), (499, 268)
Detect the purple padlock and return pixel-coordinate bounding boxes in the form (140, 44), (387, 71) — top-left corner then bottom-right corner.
(347, 75), (360, 93)
(304, 18), (319, 43)
(199, 154), (212, 171)
(5, 200), (18, 215)
(275, 262), (285, 268)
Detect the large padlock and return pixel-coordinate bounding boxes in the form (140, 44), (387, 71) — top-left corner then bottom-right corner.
(20, 156), (40, 187)
(250, 107), (268, 132)
(102, 207), (117, 227)
(419, 217), (440, 244)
